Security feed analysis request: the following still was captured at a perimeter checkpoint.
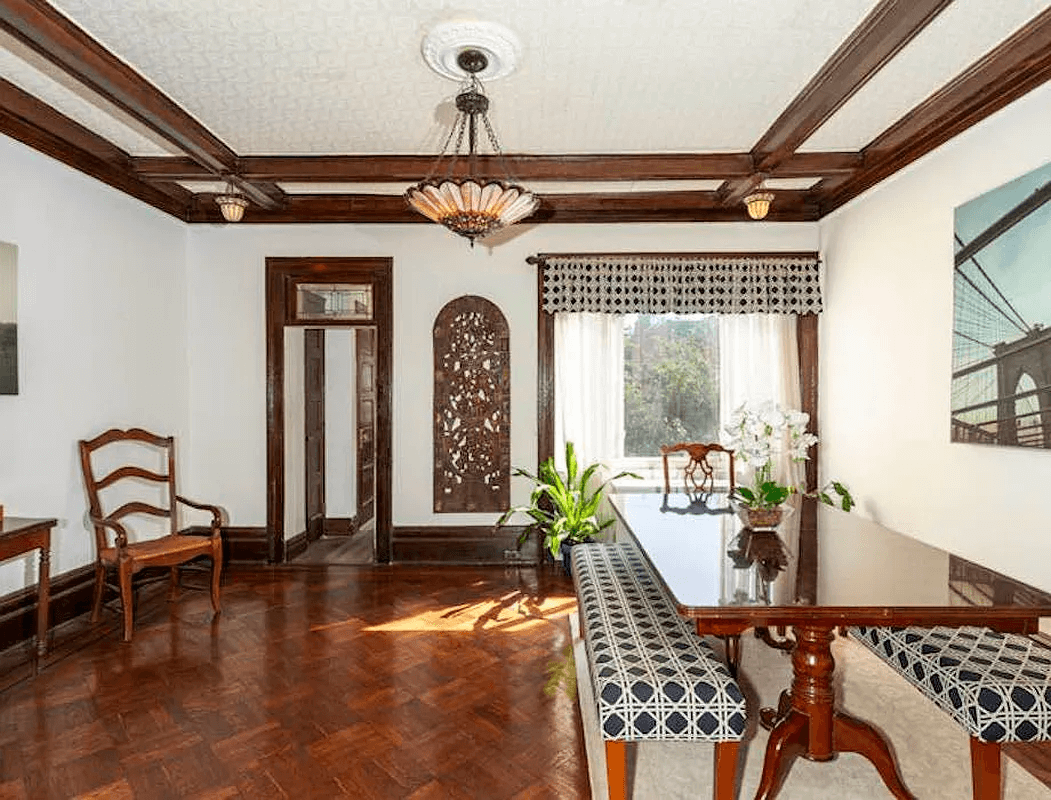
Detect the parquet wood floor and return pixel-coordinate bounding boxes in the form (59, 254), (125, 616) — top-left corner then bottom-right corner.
(0, 565), (588, 799)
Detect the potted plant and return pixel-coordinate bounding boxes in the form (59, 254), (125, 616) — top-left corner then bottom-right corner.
(496, 441), (641, 574)
(723, 401), (854, 528)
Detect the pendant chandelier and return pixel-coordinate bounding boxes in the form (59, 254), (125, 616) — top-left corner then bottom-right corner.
(215, 180), (249, 223)
(405, 48), (538, 245)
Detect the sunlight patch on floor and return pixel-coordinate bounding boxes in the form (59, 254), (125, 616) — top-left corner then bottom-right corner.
(356, 594), (576, 633)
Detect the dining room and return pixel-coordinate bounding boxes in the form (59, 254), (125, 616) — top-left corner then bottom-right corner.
(1, 2), (1051, 798)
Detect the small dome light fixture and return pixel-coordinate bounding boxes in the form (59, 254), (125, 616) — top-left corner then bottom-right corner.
(743, 189), (775, 220)
(216, 180), (249, 223)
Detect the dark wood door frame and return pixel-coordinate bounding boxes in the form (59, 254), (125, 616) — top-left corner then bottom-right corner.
(266, 257), (393, 564)
(304, 328), (326, 544)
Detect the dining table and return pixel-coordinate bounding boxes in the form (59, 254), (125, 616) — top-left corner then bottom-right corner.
(608, 490), (1051, 799)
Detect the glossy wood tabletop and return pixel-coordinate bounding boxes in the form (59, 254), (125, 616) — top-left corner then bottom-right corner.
(611, 492), (1051, 630)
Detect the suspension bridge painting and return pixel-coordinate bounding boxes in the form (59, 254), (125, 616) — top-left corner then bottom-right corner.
(952, 161), (1051, 449)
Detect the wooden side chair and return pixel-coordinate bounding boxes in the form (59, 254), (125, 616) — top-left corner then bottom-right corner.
(659, 441), (735, 494)
(78, 428), (224, 642)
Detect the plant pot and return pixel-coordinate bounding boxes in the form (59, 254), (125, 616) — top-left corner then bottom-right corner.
(735, 504), (790, 530)
(560, 537), (596, 576)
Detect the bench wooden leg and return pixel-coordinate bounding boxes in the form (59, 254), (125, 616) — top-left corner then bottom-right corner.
(605, 740), (628, 800)
(714, 741), (740, 800)
(970, 738), (1002, 800)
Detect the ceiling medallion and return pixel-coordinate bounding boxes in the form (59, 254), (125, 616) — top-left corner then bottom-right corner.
(406, 44), (538, 246)
(421, 21), (522, 81)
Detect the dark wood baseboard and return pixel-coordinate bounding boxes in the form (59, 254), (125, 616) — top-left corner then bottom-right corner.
(217, 525), (270, 564)
(284, 529), (309, 561)
(392, 525), (537, 565)
(324, 517), (356, 536)
(0, 563), (95, 655)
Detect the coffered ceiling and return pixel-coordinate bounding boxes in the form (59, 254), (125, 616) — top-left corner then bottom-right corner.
(0, 0), (1049, 224)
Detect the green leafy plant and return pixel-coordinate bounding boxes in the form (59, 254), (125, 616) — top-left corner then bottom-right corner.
(496, 441), (641, 560)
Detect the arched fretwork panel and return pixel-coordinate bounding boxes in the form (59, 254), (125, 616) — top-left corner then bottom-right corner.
(433, 295), (510, 512)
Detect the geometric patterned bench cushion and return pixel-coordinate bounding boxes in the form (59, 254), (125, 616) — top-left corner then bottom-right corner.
(573, 542), (746, 742)
(850, 625), (1051, 743)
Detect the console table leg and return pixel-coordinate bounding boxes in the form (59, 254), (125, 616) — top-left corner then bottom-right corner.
(36, 545), (50, 663)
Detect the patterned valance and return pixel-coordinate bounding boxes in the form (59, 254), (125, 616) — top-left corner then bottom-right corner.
(533, 253), (822, 315)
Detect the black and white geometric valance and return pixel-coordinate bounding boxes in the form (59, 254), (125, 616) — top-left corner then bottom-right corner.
(532, 253), (822, 315)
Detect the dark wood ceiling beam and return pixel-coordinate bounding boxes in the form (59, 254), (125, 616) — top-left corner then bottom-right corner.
(751, 0), (953, 172)
(0, 77), (189, 218)
(132, 151), (856, 184)
(821, 8), (1051, 214)
(185, 189), (820, 224)
(0, 0), (280, 211)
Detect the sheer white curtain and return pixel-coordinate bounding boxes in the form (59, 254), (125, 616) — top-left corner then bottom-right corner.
(719, 313), (802, 486)
(554, 312), (624, 471)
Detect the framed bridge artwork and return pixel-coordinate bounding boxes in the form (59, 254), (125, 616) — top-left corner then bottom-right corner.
(951, 160), (1051, 449)
(0, 243), (16, 396)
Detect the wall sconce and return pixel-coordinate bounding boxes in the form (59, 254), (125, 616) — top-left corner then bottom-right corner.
(215, 181), (249, 223)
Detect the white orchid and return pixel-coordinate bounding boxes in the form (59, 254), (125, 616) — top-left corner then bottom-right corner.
(722, 401), (853, 512)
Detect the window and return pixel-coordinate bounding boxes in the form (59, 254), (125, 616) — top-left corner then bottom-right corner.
(623, 313), (719, 456)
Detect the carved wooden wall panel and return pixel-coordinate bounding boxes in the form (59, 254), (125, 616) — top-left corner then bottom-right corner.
(433, 295), (510, 512)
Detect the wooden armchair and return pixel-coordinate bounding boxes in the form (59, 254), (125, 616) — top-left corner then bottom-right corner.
(78, 428), (223, 642)
(660, 442), (735, 494)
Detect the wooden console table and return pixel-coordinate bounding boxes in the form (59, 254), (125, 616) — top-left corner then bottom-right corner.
(0, 517), (55, 671)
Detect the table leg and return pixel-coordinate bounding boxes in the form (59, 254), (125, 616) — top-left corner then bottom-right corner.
(36, 544), (50, 662)
(754, 624), (915, 800)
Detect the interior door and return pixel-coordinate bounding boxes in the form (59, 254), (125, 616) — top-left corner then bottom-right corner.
(304, 329), (325, 542)
(356, 327), (376, 527)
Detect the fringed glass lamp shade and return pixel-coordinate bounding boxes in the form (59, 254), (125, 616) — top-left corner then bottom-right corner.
(406, 179), (538, 242)
(405, 48), (538, 245)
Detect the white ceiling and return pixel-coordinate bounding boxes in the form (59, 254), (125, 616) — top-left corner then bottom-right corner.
(0, 0), (1042, 157)
(1, 0), (1049, 210)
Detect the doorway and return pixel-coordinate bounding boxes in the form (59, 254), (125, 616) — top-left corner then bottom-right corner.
(293, 325), (377, 564)
(265, 257), (392, 564)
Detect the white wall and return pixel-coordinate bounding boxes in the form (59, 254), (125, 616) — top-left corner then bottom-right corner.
(0, 136), (188, 592)
(819, 81), (1051, 591)
(185, 222), (817, 529)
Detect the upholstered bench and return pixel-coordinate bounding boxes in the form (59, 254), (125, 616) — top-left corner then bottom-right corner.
(572, 543), (746, 800)
(850, 625), (1051, 800)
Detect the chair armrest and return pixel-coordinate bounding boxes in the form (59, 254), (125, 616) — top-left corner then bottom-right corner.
(88, 513), (130, 550)
(175, 495), (223, 529)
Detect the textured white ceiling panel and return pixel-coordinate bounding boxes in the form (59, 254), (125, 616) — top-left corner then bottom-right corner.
(275, 179), (727, 195)
(802, 0), (1051, 152)
(0, 30), (176, 156)
(48, 0), (881, 156)
(763, 177), (820, 190)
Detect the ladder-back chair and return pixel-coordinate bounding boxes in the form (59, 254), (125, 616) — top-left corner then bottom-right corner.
(79, 428), (223, 642)
(660, 442), (735, 495)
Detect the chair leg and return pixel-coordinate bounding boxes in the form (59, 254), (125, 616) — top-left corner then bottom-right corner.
(168, 566), (180, 601)
(970, 738), (1002, 800)
(91, 563), (105, 623)
(118, 559), (134, 643)
(210, 540), (223, 615)
(713, 741), (740, 800)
